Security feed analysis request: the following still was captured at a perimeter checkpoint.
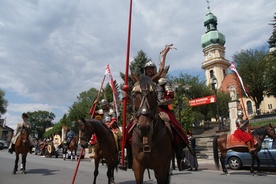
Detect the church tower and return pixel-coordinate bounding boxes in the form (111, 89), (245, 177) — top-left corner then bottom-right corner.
(201, 3), (230, 89)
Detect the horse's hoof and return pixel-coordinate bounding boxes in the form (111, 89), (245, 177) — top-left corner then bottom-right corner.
(22, 171), (26, 174)
(12, 171), (16, 175)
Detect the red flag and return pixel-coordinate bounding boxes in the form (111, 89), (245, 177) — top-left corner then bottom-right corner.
(230, 62), (249, 97)
(105, 65), (119, 119)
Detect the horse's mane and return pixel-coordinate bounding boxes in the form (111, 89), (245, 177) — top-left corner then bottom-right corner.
(252, 126), (267, 136)
(88, 119), (112, 133)
(139, 75), (156, 90)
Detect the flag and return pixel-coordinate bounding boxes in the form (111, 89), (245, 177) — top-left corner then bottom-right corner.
(105, 65), (119, 119)
(230, 62), (249, 97)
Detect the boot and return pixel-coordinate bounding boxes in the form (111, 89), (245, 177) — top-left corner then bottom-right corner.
(246, 141), (256, 152)
(29, 146), (34, 154)
(8, 144), (15, 154)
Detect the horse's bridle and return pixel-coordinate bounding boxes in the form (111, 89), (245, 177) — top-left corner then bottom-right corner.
(132, 83), (157, 152)
(134, 90), (156, 119)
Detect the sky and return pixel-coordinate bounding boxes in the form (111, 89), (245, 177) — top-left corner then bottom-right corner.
(0, 0), (275, 130)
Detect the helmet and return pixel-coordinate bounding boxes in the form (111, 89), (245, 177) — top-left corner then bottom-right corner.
(144, 60), (157, 74)
(237, 109), (244, 119)
(100, 99), (108, 106)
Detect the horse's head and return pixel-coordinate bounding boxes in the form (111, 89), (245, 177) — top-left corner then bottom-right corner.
(78, 118), (96, 148)
(132, 75), (158, 150)
(266, 124), (276, 141)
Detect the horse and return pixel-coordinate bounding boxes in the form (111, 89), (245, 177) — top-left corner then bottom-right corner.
(79, 119), (119, 184)
(131, 75), (173, 184)
(61, 135), (78, 161)
(213, 124), (276, 175)
(13, 126), (30, 174)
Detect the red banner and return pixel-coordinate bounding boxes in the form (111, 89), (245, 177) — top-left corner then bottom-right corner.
(189, 95), (216, 107)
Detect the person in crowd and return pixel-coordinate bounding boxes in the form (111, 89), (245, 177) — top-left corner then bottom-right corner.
(185, 130), (198, 171)
(66, 128), (75, 146)
(8, 113), (34, 154)
(233, 105), (256, 152)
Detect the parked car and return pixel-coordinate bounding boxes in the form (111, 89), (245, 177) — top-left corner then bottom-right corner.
(0, 140), (8, 149)
(225, 138), (276, 170)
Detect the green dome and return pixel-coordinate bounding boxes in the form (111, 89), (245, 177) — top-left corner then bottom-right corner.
(204, 12), (217, 26)
(201, 31), (225, 48)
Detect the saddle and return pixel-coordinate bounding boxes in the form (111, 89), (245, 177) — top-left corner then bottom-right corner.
(226, 134), (258, 149)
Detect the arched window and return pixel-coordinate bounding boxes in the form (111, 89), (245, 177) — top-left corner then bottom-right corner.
(210, 70), (214, 79)
(246, 100), (253, 115)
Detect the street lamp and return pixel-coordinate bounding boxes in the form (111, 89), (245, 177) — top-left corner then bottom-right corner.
(173, 85), (181, 123)
(212, 76), (221, 130)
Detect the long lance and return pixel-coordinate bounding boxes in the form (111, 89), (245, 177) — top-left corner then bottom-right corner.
(234, 72), (251, 132)
(121, 0), (133, 168)
(89, 74), (106, 118)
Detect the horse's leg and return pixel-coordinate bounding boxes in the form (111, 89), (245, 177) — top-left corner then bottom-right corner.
(13, 153), (19, 174)
(93, 157), (100, 184)
(220, 151), (228, 174)
(21, 153), (27, 174)
(63, 148), (67, 160)
(256, 154), (261, 176)
(106, 168), (115, 184)
(133, 160), (145, 184)
(154, 163), (171, 184)
(75, 150), (77, 161)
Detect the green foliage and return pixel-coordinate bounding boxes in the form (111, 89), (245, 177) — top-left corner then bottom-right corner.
(233, 48), (269, 111)
(67, 87), (98, 124)
(0, 89), (8, 116)
(268, 13), (276, 49)
(264, 52), (276, 96)
(27, 110), (55, 139)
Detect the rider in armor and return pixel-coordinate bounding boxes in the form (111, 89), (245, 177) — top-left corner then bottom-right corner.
(157, 77), (190, 171)
(8, 113), (34, 154)
(233, 106), (256, 152)
(124, 61), (189, 171)
(97, 99), (115, 124)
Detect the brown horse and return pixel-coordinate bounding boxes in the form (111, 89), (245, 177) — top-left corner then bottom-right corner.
(213, 124), (276, 175)
(61, 135), (78, 161)
(13, 126), (30, 174)
(131, 75), (173, 184)
(79, 119), (118, 184)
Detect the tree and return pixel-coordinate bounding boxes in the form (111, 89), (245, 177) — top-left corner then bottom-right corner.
(268, 13), (276, 50)
(119, 50), (151, 119)
(233, 48), (269, 111)
(0, 89), (8, 116)
(27, 110), (55, 139)
(120, 50), (150, 90)
(265, 13), (276, 96)
(67, 87), (98, 125)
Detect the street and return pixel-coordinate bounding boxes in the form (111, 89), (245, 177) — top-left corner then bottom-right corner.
(0, 150), (275, 184)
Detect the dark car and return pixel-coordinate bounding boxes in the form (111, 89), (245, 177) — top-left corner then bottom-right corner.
(0, 141), (4, 150)
(0, 140), (8, 149)
(225, 138), (276, 170)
